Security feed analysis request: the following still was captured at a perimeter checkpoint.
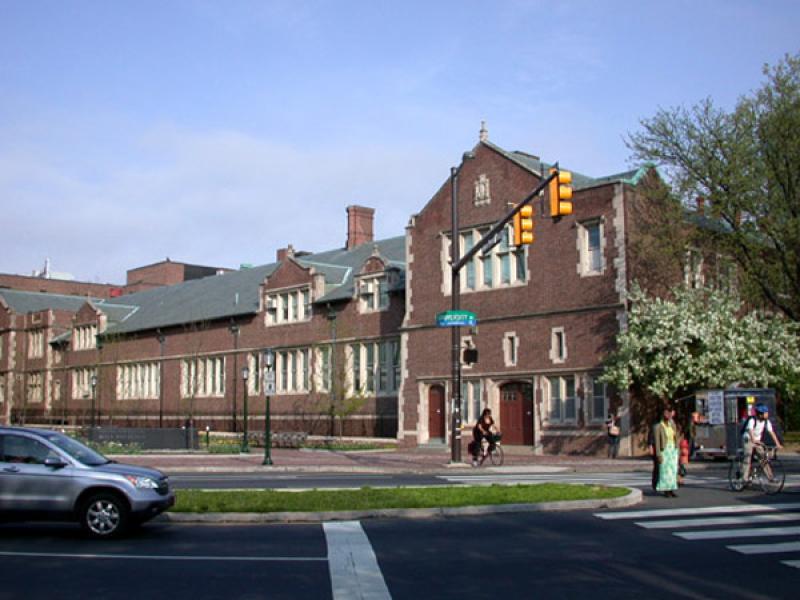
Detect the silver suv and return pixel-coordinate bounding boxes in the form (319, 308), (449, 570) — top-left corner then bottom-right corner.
(0, 426), (174, 538)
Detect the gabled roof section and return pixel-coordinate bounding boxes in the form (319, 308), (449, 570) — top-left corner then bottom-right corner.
(104, 262), (278, 335)
(312, 236), (406, 304)
(0, 289), (100, 315)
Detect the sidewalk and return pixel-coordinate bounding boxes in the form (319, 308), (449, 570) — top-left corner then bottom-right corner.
(112, 446), (665, 474)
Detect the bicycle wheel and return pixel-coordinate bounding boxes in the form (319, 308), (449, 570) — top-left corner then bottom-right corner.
(728, 458), (746, 492)
(489, 444), (504, 466)
(757, 459), (786, 495)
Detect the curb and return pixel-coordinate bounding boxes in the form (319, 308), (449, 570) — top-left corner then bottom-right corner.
(158, 487), (642, 524)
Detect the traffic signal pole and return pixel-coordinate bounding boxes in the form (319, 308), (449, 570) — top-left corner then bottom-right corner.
(449, 165), (559, 464)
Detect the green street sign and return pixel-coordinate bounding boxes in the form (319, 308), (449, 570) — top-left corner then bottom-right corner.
(436, 310), (477, 327)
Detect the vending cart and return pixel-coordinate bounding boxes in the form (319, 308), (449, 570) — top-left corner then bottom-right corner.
(676, 388), (779, 459)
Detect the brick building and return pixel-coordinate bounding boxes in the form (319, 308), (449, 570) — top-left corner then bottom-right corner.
(400, 132), (654, 456)
(0, 127), (673, 455)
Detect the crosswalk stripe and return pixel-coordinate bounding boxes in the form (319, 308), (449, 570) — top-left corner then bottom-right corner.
(637, 513), (800, 529)
(675, 526), (800, 540)
(595, 503), (800, 520)
(782, 560), (800, 569)
(728, 541), (800, 555)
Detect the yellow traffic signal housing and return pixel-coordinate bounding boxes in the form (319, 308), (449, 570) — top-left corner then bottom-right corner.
(513, 204), (535, 246)
(548, 168), (574, 218)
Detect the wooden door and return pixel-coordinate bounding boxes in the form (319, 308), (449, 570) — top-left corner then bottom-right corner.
(428, 385), (446, 440)
(500, 383), (534, 445)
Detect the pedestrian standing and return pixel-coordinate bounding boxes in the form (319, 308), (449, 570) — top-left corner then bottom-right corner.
(654, 405), (680, 497)
(605, 412), (620, 459)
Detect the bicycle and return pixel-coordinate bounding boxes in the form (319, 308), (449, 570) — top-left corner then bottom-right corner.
(476, 433), (504, 467)
(728, 446), (785, 495)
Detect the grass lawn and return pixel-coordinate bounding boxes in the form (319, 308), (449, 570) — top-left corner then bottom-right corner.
(173, 483), (628, 514)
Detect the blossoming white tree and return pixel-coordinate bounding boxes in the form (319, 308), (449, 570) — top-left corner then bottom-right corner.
(602, 284), (800, 403)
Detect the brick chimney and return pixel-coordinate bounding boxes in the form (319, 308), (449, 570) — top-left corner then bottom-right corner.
(346, 205), (374, 250)
(276, 244), (295, 263)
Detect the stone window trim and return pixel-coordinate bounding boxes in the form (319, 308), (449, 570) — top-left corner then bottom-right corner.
(264, 286), (312, 326)
(587, 375), (608, 424)
(117, 362), (161, 400)
(577, 218), (605, 278)
(550, 327), (567, 364)
(441, 226), (528, 296)
(356, 274), (391, 313)
(503, 332), (518, 367)
(544, 374), (578, 425)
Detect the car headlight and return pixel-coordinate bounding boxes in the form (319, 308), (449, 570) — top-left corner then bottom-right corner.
(124, 475), (159, 489)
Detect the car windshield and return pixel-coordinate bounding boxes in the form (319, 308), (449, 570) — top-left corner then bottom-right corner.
(43, 433), (109, 466)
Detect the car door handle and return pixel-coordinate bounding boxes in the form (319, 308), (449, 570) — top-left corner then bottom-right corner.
(2, 466), (20, 473)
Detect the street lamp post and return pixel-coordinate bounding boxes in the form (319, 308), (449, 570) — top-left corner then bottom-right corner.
(241, 366), (250, 453)
(90, 374), (98, 441)
(262, 349), (275, 466)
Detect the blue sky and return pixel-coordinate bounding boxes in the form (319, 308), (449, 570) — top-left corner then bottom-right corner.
(1, 0), (798, 283)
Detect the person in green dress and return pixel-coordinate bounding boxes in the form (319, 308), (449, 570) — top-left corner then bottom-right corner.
(654, 405), (679, 497)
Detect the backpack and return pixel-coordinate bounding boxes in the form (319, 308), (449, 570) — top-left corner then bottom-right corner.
(740, 416), (755, 438)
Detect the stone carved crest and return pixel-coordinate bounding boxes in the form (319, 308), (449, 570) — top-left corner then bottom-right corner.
(474, 174), (491, 206)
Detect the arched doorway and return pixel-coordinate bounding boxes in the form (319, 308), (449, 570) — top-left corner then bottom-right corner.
(428, 384), (446, 441)
(500, 382), (534, 445)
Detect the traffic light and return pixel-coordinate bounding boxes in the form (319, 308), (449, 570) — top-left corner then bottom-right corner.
(548, 168), (573, 218)
(513, 204), (535, 246)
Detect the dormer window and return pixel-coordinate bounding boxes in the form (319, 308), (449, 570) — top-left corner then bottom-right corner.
(358, 275), (389, 313)
(265, 286), (312, 326)
(73, 325), (97, 351)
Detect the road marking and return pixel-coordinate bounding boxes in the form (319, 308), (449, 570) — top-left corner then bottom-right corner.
(596, 503), (800, 520)
(782, 560), (800, 569)
(324, 521), (391, 600)
(637, 513), (800, 529)
(0, 551), (326, 562)
(728, 541), (800, 555)
(675, 526), (800, 540)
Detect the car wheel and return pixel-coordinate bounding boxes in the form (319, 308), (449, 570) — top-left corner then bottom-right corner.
(80, 493), (130, 539)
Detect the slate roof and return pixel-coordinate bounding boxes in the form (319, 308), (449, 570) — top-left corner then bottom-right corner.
(0, 289), (97, 314)
(2, 139), (650, 341)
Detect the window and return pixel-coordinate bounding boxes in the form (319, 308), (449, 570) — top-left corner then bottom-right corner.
(73, 325), (98, 351)
(358, 275), (390, 312)
(276, 348), (311, 394)
(684, 249), (704, 289)
(181, 357), (225, 398)
(247, 353), (262, 395)
(503, 333), (518, 367)
(317, 345), (332, 392)
(348, 340), (401, 395)
(27, 330), (44, 358)
(445, 226), (527, 294)
(547, 376), (577, 423)
(550, 328), (567, 364)
(461, 380), (483, 424)
(0, 374), (5, 405)
(715, 255), (737, 294)
(579, 221), (603, 276)
(71, 368), (96, 400)
(27, 372), (43, 404)
(1, 435), (59, 465)
(590, 378), (607, 423)
(117, 362), (160, 400)
(0, 334), (4, 360)
(265, 287), (312, 326)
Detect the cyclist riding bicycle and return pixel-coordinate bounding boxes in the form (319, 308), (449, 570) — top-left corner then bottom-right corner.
(471, 408), (497, 467)
(741, 403), (782, 481)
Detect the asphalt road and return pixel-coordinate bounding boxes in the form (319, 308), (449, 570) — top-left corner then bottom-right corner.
(1, 486), (798, 599)
(167, 466), (800, 495)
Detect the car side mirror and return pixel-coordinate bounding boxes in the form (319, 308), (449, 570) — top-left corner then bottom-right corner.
(44, 457), (68, 469)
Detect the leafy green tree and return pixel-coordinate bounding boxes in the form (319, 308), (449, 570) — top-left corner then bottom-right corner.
(627, 52), (800, 320)
(602, 284), (800, 402)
